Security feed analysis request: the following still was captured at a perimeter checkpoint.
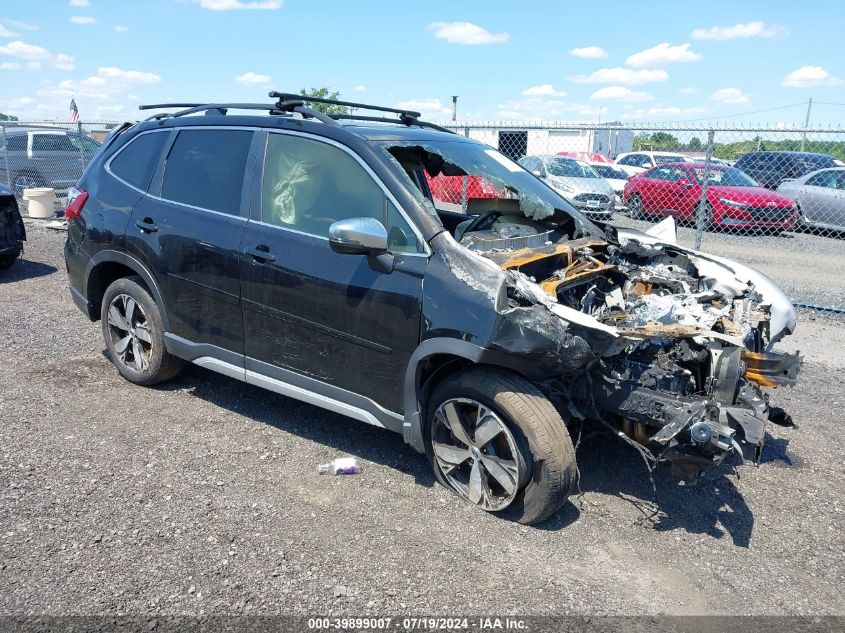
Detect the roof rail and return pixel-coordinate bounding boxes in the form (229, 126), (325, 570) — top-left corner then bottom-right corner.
(269, 91), (421, 123)
(137, 93), (450, 133)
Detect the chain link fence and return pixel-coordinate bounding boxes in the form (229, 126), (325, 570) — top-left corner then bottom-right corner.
(0, 121), (116, 203)
(437, 121), (845, 310)
(2, 118), (844, 309)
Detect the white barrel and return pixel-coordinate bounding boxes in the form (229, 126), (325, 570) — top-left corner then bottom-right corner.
(22, 187), (56, 219)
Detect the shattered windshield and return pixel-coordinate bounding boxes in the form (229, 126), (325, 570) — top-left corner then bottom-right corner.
(378, 139), (603, 239)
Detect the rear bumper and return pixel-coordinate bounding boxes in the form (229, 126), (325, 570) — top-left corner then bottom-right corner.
(0, 242), (22, 256)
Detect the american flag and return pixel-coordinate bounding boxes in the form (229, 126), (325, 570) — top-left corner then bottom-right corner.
(69, 98), (80, 124)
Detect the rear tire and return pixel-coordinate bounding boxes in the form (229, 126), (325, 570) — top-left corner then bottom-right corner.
(628, 194), (645, 220)
(425, 367), (577, 525)
(100, 276), (183, 386)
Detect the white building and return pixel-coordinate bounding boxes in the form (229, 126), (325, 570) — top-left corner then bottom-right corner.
(438, 121), (634, 162)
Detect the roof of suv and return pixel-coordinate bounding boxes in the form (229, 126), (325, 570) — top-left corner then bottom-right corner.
(129, 114), (472, 146)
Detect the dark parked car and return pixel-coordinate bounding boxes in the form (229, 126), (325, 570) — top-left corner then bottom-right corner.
(1, 127), (101, 197)
(64, 94), (801, 524)
(734, 151), (844, 189)
(0, 183), (26, 269)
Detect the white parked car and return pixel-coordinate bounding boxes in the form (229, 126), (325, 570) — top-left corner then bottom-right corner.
(614, 151), (691, 176)
(777, 167), (845, 232)
(588, 162), (629, 210)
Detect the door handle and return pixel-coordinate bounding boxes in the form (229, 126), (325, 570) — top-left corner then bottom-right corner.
(135, 218), (158, 233)
(245, 245), (276, 263)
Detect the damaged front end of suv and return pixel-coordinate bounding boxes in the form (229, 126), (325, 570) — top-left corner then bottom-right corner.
(491, 226), (800, 484)
(387, 140), (802, 487)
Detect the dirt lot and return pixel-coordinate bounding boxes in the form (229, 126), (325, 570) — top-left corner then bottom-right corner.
(1, 221), (843, 616)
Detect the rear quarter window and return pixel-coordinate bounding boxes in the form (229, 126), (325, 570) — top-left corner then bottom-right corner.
(109, 132), (169, 192)
(160, 129), (252, 215)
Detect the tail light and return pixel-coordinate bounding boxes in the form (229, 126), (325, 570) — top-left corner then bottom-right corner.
(65, 186), (88, 221)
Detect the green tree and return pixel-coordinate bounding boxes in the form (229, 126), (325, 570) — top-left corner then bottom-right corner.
(298, 88), (348, 115)
(0, 112), (19, 122)
(649, 131), (679, 147)
(688, 136), (702, 149)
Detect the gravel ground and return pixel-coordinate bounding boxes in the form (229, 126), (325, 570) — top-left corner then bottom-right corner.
(1, 221), (843, 617)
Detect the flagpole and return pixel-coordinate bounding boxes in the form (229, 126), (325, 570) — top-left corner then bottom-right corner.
(72, 96), (86, 170)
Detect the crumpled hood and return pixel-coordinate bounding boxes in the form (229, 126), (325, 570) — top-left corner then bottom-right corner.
(614, 225), (797, 347)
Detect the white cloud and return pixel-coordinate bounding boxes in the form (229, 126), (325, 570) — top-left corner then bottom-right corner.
(98, 67), (160, 83)
(191, 0), (282, 9)
(395, 99), (452, 117)
(590, 86), (653, 102)
(781, 66), (843, 88)
(691, 21), (787, 40)
(0, 40), (51, 60)
(0, 61), (21, 70)
(710, 87), (750, 104)
(70, 16), (97, 24)
(626, 43), (701, 68)
(494, 98), (601, 120)
(522, 84), (567, 97)
(4, 20), (39, 32)
(115, 25), (128, 32)
(427, 22), (509, 45)
(0, 24), (18, 38)
(69, 0), (90, 6)
(354, 84), (366, 92)
(26, 61), (41, 71)
(235, 71), (272, 85)
(678, 86), (698, 94)
(570, 46), (608, 59)
(54, 54), (75, 70)
(568, 67), (668, 85)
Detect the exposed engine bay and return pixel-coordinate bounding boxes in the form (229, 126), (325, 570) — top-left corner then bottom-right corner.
(461, 214), (802, 485)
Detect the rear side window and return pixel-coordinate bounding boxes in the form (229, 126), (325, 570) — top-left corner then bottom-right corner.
(161, 129), (252, 215)
(109, 132), (168, 192)
(32, 134), (76, 152)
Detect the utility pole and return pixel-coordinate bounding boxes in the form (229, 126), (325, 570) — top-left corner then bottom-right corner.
(451, 96), (458, 122)
(800, 97), (813, 151)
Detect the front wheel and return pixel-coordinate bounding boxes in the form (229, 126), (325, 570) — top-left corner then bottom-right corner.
(425, 368), (577, 525)
(628, 193), (645, 220)
(101, 276), (183, 386)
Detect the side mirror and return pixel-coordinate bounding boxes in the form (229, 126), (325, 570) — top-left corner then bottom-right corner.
(329, 217), (394, 273)
(532, 169), (545, 178)
(676, 178), (692, 187)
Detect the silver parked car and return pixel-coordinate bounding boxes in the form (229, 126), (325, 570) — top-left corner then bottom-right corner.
(777, 167), (845, 232)
(518, 155), (615, 219)
(0, 127), (101, 198)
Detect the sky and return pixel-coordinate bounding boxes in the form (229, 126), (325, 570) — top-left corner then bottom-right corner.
(1, 0), (844, 126)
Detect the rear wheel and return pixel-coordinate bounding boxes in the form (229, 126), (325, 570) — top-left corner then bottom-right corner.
(696, 202), (715, 231)
(11, 171), (46, 200)
(425, 368), (577, 525)
(101, 276), (183, 386)
(628, 193), (645, 220)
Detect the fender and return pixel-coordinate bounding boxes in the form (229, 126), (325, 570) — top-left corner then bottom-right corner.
(402, 337), (523, 452)
(83, 250), (171, 330)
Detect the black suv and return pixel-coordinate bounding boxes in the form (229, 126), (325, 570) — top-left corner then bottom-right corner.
(735, 150), (843, 189)
(65, 94), (801, 524)
(0, 183), (26, 269)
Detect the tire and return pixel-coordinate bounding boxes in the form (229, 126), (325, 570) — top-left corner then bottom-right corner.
(628, 193), (645, 220)
(12, 171), (46, 200)
(0, 254), (17, 269)
(697, 202), (715, 231)
(100, 276), (183, 386)
(425, 367), (577, 525)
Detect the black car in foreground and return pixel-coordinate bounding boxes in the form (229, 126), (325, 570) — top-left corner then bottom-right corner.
(0, 183), (26, 269)
(64, 94), (802, 524)
(735, 150), (844, 189)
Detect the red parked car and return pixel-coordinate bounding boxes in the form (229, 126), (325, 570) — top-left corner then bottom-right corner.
(556, 151), (612, 164)
(425, 172), (501, 206)
(623, 162), (798, 229)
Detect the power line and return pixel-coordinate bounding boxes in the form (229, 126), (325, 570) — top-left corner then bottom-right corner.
(671, 102), (807, 124)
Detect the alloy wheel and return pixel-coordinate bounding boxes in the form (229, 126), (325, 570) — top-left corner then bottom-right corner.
(431, 398), (524, 511)
(106, 293), (152, 372)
